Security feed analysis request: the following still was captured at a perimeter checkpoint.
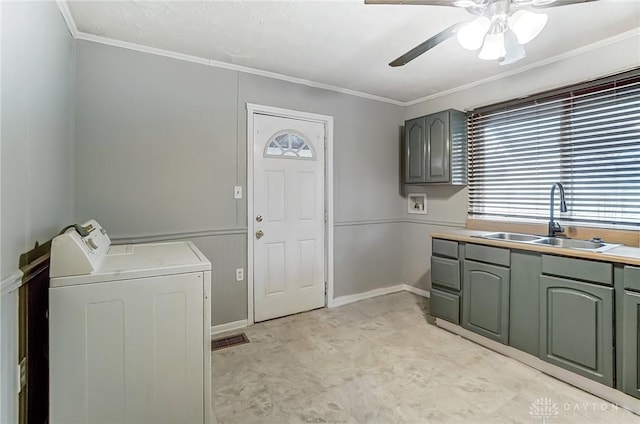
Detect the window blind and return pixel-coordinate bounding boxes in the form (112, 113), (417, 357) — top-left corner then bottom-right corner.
(467, 69), (640, 227)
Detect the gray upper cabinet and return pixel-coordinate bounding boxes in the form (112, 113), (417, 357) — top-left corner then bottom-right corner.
(405, 117), (426, 183)
(404, 109), (467, 185)
(426, 111), (450, 183)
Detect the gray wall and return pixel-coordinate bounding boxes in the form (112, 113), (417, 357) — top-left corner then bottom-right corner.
(73, 28), (639, 327)
(403, 35), (640, 292)
(1, 2), (75, 422)
(74, 41), (407, 326)
(1, 1), (75, 276)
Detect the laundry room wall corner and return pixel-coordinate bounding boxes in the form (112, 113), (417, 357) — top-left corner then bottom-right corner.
(1, 2), (75, 421)
(74, 40), (406, 328)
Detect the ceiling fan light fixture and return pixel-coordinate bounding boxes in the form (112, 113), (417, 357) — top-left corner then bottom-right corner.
(453, 0), (480, 7)
(531, 0), (557, 5)
(508, 10), (548, 44)
(456, 17), (491, 50)
(478, 31), (506, 60)
(499, 29), (526, 65)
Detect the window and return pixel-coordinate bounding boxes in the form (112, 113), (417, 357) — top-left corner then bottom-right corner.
(468, 69), (640, 227)
(265, 131), (315, 159)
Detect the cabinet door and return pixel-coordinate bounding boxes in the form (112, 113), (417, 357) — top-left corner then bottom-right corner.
(405, 116), (426, 183)
(622, 290), (640, 399)
(425, 111), (450, 183)
(539, 276), (614, 386)
(462, 260), (510, 344)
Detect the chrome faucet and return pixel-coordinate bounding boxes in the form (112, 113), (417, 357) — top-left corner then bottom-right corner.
(548, 182), (568, 237)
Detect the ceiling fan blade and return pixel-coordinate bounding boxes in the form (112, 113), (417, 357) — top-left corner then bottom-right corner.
(532, 0), (598, 8)
(365, 0), (460, 6)
(389, 22), (464, 67)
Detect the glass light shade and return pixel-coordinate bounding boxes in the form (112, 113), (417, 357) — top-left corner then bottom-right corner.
(456, 17), (491, 51)
(452, 0), (479, 7)
(478, 32), (506, 61)
(508, 10), (548, 44)
(499, 29), (526, 65)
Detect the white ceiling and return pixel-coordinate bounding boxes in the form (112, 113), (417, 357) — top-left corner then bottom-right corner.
(65, 0), (640, 104)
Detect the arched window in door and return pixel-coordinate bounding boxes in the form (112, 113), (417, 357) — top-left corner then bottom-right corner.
(264, 130), (315, 159)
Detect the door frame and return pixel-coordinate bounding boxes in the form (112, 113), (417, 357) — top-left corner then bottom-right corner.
(246, 103), (334, 325)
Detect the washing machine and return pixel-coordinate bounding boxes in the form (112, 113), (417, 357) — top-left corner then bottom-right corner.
(49, 220), (212, 424)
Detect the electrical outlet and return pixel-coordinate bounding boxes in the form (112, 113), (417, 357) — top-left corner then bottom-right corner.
(235, 268), (244, 282)
(234, 186), (243, 199)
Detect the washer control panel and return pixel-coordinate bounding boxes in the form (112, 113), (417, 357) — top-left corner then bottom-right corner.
(50, 220), (111, 278)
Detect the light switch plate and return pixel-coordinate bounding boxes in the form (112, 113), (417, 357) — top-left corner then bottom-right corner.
(234, 186), (242, 199)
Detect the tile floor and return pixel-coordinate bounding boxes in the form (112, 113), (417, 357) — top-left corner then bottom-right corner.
(211, 292), (640, 423)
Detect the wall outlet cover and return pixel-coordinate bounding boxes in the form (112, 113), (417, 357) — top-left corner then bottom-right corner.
(235, 268), (244, 281)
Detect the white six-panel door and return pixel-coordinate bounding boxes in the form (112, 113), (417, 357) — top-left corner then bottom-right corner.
(253, 113), (325, 322)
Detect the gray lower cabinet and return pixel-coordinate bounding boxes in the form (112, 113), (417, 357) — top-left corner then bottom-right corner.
(509, 251), (542, 356)
(621, 265), (640, 399)
(430, 288), (460, 324)
(622, 290), (640, 398)
(462, 259), (510, 344)
(430, 239), (462, 324)
(539, 275), (614, 386)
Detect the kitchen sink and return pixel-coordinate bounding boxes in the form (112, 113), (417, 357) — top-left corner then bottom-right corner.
(480, 232), (544, 242)
(478, 232), (621, 253)
(532, 237), (621, 252)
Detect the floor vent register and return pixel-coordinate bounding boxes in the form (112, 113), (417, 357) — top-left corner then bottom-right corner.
(211, 333), (250, 351)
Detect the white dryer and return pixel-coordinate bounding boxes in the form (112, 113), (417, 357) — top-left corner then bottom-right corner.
(49, 220), (212, 424)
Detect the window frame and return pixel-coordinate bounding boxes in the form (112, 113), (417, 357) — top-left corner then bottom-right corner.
(264, 129), (316, 160)
(467, 68), (640, 229)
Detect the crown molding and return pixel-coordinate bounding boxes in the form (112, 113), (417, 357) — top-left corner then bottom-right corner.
(55, 1), (639, 108)
(56, 0), (78, 38)
(404, 28), (640, 107)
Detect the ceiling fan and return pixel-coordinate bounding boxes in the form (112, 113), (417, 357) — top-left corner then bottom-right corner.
(365, 0), (597, 66)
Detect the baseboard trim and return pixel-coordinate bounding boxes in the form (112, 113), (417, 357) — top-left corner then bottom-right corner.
(211, 285), (430, 334)
(436, 319), (640, 416)
(330, 284), (406, 308)
(329, 284), (431, 308)
(403, 284), (430, 298)
(211, 319), (248, 337)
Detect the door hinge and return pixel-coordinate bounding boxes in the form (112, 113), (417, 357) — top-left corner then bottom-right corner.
(324, 210), (328, 222)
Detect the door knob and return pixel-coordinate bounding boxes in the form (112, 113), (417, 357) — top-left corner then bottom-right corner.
(255, 230), (264, 239)
(256, 215), (263, 222)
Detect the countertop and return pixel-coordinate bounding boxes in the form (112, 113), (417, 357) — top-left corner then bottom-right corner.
(431, 229), (640, 266)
